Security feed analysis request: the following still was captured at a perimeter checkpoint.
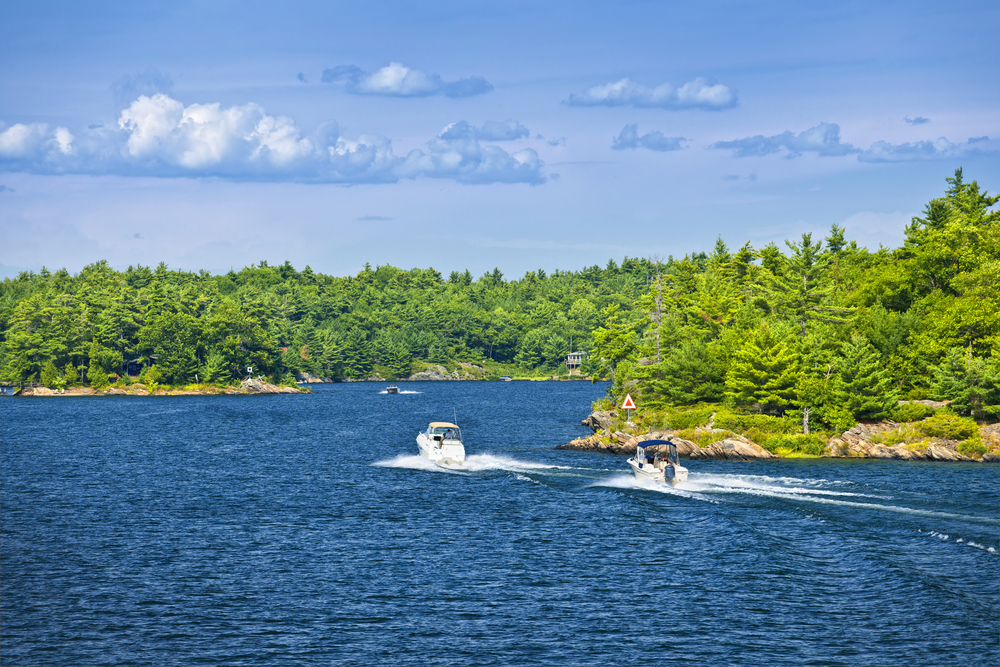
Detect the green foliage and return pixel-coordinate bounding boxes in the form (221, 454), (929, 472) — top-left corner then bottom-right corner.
(664, 407), (716, 430)
(724, 322), (800, 415)
(40, 360), (63, 389)
(838, 333), (898, 419)
(956, 438), (987, 459)
(893, 402), (933, 422)
(916, 413), (979, 441)
(931, 348), (1000, 420)
(761, 434), (826, 456)
(650, 338), (726, 405)
(713, 411), (800, 436)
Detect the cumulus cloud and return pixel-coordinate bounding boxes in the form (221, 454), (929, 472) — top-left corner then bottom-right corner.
(0, 184), (13, 193)
(904, 116), (930, 125)
(858, 135), (999, 162)
(0, 122), (75, 162)
(712, 122), (998, 163)
(566, 77), (736, 110)
(711, 122), (859, 158)
(611, 123), (685, 151)
(117, 94), (316, 172)
(0, 96), (544, 185)
(321, 62), (493, 98)
(399, 121), (544, 185)
(297, 73), (307, 83)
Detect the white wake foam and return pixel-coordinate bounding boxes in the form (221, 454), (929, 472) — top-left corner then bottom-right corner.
(371, 453), (577, 475)
(378, 390), (422, 394)
(372, 454), (467, 474)
(591, 473), (716, 501)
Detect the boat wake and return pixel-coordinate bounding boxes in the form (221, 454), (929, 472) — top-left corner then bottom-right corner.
(372, 453), (580, 476)
(372, 455), (466, 473)
(661, 472), (998, 524)
(379, 390), (421, 394)
(591, 473), (716, 501)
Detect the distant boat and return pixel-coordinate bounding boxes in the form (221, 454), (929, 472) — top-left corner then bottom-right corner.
(416, 421), (466, 467)
(499, 376), (513, 382)
(627, 440), (688, 486)
(386, 384), (400, 394)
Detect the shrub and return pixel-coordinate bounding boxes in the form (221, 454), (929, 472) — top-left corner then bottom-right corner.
(894, 402), (932, 422)
(41, 360), (64, 389)
(815, 405), (857, 434)
(665, 407), (716, 430)
(761, 434), (827, 456)
(956, 437), (987, 459)
(715, 412), (799, 436)
(916, 413), (978, 440)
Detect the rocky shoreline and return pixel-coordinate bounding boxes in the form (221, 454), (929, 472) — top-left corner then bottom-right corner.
(13, 378), (306, 397)
(558, 410), (1000, 462)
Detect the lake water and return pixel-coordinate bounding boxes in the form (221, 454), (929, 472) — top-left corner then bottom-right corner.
(2, 382), (998, 666)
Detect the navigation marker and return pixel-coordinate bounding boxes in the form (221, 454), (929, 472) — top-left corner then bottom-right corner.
(621, 393), (636, 422)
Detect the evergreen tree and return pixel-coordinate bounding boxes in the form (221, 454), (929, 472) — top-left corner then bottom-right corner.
(931, 347), (1000, 420)
(838, 333), (897, 419)
(40, 360), (62, 388)
(651, 338), (725, 405)
(725, 322), (800, 415)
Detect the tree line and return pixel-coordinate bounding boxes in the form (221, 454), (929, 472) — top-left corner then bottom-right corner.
(2, 168), (996, 428)
(0, 251), (658, 388)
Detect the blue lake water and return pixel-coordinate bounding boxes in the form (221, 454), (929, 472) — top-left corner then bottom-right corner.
(2, 381), (998, 666)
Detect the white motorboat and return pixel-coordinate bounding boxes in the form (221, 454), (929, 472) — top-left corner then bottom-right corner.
(386, 384), (399, 394)
(416, 421), (466, 466)
(627, 440), (688, 486)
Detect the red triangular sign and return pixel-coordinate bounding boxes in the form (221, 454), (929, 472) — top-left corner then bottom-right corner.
(621, 394), (636, 410)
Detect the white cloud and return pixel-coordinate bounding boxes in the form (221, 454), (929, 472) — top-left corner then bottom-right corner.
(53, 127), (75, 155)
(1, 96), (544, 185)
(713, 122), (998, 163)
(566, 77), (736, 110)
(711, 122), (859, 158)
(858, 136), (999, 162)
(0, 123), (49, 157)
(400, 122), (544, 185)
(611, 124), (685, 152)
(322, 62), (493, 98)
(0, 122), (75, 161)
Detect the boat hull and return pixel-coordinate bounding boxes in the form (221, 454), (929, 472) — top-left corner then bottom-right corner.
(627, 457), (688, 486)
(416, 432), (466, 466)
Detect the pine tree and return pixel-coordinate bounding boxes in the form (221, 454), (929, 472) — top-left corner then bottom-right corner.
(838, 333), (896, 419)
(932, 347), (1000, 420)
(725, 323), (800, 415)
(651, 337), (725, 405)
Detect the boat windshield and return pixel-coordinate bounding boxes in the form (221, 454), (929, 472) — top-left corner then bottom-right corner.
(429, 425), (462, 441)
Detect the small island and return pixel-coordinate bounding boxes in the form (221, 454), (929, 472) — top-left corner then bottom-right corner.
(560, 403), (1000, 462)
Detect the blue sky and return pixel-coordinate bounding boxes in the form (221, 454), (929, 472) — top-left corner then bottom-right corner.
(2, 0), (998, 279)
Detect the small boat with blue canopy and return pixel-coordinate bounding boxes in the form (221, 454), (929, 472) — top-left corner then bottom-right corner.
(626, 440), (688, 486)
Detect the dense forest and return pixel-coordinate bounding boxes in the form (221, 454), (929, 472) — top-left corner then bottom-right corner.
(2, 169), (997, 434)
(0, 244), (657, 388)
(590, 169), (999, 433)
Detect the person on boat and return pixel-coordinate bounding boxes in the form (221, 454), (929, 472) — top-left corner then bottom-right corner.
(444, 429), (454, 440)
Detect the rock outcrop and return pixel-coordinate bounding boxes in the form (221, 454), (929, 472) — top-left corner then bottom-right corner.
(824, 422), (977, 461)
(561, 409), (997, 462)
(407, 363), (486, 381)
(690, 439), (775, 461)
(238, 378), (303, 394)
(558, 415), (773, 460)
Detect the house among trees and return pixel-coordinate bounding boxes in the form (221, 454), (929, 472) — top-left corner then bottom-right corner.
(566, 351), (587, 374)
